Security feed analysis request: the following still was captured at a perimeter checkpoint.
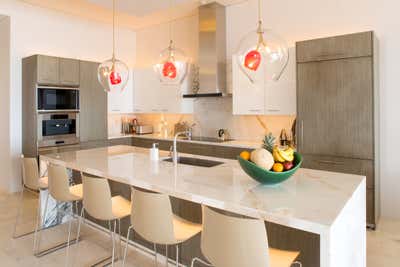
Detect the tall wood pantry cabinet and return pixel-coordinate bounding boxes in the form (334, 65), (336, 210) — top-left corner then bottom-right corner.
(296, 31), (379, 228)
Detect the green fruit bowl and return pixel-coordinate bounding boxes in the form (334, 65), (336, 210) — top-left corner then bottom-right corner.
(237, 152), (303, 185)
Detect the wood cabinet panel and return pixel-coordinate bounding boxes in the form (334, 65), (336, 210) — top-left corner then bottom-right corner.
(59, 58), (80, 86)
(297, 57), (373, 159)
(37, 55), (59, 85)
(79, 60), (107, 141)
(296, 31), (372, 62)
(301, 154), (374, 188)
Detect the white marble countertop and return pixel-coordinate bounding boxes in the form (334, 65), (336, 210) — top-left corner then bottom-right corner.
(40, 145), (365, 235)
(108, 133), (262, 149)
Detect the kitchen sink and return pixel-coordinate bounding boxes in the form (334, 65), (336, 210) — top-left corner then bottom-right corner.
(163, 156), (224, 168)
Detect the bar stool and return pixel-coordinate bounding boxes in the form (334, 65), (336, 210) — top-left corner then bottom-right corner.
(122, 188), (202, 267)
(191, 206), (302, 267)
(34, 164), (83, 257)
(13, 156), (48, 240)
(75, 174), (131, 267)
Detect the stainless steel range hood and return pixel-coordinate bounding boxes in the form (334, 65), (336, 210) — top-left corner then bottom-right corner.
(183, 2), (227, 98)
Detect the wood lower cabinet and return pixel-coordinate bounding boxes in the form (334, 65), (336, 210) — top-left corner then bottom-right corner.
(296, 31), (379, 227)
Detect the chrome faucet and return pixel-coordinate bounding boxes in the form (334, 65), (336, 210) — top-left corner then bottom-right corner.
(172, 131), (188, 165)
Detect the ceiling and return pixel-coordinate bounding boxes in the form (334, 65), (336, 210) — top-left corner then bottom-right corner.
(19, 0), (247, 30)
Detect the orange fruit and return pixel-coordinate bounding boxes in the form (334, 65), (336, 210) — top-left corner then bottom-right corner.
(272, 163), (284, 172)
(239, 151), (251, 161)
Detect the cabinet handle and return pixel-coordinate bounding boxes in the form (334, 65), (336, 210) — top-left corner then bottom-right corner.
(300, 120), (304, 149)
(161, 109), (168, 112)
(248, 109), (262, 112)
(152, 109), (159, 112)
(112, 109), (120, 112)
(317, 160), (345, 165)
(267, 109), (280, 112)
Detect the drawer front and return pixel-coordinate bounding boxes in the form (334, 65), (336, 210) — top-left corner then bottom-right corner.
(296, 31), (373, 62)
(301, 154), (374, 188)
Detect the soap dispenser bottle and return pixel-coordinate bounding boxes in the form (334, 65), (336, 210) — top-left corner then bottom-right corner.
(150, 143), (159, 161)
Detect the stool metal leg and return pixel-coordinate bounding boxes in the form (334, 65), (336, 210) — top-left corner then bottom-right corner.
(111, 219), (117, 267)
(165, 245), (168, 267)
(34, 191), (49, 254)
(190, 257), (213, 267)
(12, 187), (25, 238)
(292, 261), (302, 267)
(154, 243), (158, 267)
(175, 245), (179, 267)
(122, 225), (133, 267)
(75, 207), (84, 244)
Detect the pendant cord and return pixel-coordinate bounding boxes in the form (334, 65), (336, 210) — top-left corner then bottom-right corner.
(169, 0), (173, 42)
(258, 0), (262, 23)
(112, 0), (116, 60)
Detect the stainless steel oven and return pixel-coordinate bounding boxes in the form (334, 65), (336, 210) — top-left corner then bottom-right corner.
(37, 112), (80, 147)
(37, 86), (79, 112)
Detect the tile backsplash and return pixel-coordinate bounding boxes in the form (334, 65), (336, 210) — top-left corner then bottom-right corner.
(108, 97), (295, 143)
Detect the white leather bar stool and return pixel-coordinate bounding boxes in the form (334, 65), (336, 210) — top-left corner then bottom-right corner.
(122, 188), (202, 267)
(75, 174), (131, 267)
(34, 164), (83, 257)
(191, 206), (302, 267)
(13, 156), (48, 240)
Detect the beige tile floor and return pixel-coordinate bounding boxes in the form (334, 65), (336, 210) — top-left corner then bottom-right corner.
(1, 190), (399, 266)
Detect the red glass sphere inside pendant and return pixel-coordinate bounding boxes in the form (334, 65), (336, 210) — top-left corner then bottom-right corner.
(162, 61), (177, 79)
(244, 50), (261, 71)
(110, 70), (122, 85)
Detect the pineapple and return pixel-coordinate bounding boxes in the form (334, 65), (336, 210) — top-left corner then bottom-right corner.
(263, 133), (276, 153)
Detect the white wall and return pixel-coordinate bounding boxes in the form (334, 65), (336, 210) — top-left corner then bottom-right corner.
(0, 0), (136, 192)
(226, 0), (400, 219)
(0, 15), (11, 191)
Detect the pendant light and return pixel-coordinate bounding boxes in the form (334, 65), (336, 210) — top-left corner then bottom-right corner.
(154, 0), (189, 84)
(236, 0), (289, 83)
(98, 0), (129, 92)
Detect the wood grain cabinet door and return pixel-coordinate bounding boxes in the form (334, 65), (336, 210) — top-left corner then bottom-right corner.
(59, 58), (80, 86)
(79, 61), (107, 141)
(37, 55), (59, 85)
(297, 57), (373, 159)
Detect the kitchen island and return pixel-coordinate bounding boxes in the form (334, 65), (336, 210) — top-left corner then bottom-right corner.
(40, 145), (366, 267)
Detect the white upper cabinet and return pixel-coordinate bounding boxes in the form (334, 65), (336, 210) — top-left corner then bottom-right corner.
(133, 68), (193, 114)
(232, 48), (297, 116)
(108, 70), (134, 114)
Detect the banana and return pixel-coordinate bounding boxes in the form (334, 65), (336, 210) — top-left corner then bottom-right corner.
(278, 149), (294, 162)
(273, 148), (285, 163)
(284, 147), (294, 156)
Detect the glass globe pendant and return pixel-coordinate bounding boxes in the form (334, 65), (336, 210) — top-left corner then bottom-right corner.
(236, 0), (289, 83)
(154, 0), (189, 85)
(154, 40), (189, 84)
(97, 0), (130, 92)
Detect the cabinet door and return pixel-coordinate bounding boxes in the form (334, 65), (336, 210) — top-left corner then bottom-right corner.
(232, 56), (265, 115)
(265, 48), (296, 115)
(133, 69), (159, 113)
(296, 31), (373, 63)
(80, 61), (107, 141)
(37, 55), (59, 85)
(108, 70), (134, 114)
(297, 57), (373, 159)
(59, 58), (80, 86)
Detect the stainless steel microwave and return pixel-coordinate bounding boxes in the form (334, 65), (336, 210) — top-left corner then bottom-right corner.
(37, 86), (79, 112)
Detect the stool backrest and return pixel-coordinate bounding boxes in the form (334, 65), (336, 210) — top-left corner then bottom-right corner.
(201, 206), (269, 267)
(48, 164), (71, 202)
(82, 174), (114, 221)
(131, 188), (176, 244)
(21, 156), (40, 190)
